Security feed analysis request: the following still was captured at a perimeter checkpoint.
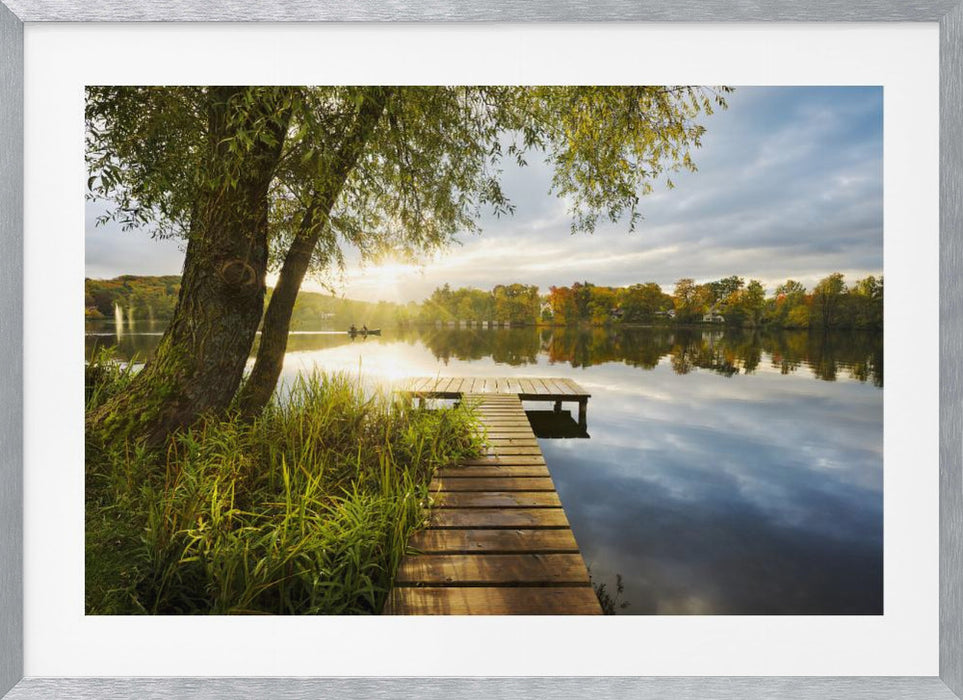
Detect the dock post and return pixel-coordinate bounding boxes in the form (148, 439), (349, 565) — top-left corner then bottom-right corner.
(578, 399), (587, 428)
(554, 401), (562, 413)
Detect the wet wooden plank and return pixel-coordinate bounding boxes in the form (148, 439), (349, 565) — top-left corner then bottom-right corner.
(408, 528), (580, 554)
(384, 586), (601, 615)
(430, 507), (570, 529)
(394, 553), (590, 586)
(431, 476), (556, 491)
(434, 491), (562, 508)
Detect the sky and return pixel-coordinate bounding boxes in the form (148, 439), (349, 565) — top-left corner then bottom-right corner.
(85, 86), (884, 303)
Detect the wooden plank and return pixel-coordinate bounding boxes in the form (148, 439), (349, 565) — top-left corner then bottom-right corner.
(484, 429), (536, 436)
(449, 378), (464, 394)
(459, 455), (548, 466)
(394, 553), (590, 586)
(384, 586), (601, 615)
(551, 378), (576, 395)
(563, 377), (589, 396)
(431, 476), (555, 491)
(436, 466), (551, 478)
(487, 437), (539, 445)
(434, 491), (562, 508)
(484, 447), (543, 456)
(430, 507), (570, 529)
(408, 528), (580, 554)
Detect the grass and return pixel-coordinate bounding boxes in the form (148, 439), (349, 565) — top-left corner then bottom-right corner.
(85, 357), (484, 615)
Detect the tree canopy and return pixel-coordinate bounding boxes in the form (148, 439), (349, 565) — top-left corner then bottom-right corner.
(88, 86), (730, 269)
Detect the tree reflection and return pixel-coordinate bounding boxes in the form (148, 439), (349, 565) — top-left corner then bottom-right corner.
(87, 320), (883, 387)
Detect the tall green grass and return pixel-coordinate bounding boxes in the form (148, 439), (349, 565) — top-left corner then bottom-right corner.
(86, 361), (483, 614)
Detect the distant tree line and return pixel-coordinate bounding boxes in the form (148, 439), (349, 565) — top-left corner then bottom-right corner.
(421, 273), (882, 331)
(86, 275), (410, 329)
(545, 273), (882, 331)
(85, 275), (181, 320)
(418, 283), (541, 325)
(89, 272), (883, 332)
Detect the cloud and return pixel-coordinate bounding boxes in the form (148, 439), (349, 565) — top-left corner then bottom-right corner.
(86, 86), (884, 302)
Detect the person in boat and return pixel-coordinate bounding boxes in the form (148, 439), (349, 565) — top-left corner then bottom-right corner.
(362, 324), (368, 334)
(349, 323), (357, 334)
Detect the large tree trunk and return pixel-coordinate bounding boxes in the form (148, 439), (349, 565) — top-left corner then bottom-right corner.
(236, 87), (392, 418)
(87, 87), (291, 448)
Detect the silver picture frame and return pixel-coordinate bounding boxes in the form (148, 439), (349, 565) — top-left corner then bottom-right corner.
(1, 2), (960, 698)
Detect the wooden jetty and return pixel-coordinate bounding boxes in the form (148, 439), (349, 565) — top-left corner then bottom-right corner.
(384, 378), (600, 615)
(402, 375), (590, 427)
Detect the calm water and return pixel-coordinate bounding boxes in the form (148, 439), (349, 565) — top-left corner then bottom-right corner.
(87, 321), (883, 615)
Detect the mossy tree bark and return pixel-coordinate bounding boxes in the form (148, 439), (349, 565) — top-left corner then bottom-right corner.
(236, 87), (393, 418)
(86, 87), (291, 448)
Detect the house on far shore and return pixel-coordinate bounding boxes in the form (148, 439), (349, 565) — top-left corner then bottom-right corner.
(702, 311), (725, 323)
(654, 309), (676, 320)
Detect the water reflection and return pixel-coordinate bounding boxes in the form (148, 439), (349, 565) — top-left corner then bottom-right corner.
(85, 320), (883, 614)
(86, 322), (883, 388)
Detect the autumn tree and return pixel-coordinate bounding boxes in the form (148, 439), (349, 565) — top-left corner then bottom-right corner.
(87, 85), (729, 447)
(673, 278), (703, 323)
(812, 272), (847, 331)
(619, 282), (666, 322)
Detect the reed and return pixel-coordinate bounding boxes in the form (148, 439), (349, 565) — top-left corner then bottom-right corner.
(85, 360), (483, 615)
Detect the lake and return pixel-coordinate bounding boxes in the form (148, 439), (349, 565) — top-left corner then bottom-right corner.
(86, 321), (883, 615)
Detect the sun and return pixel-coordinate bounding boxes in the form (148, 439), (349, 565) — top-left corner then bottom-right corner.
(345, 259), (423, 303)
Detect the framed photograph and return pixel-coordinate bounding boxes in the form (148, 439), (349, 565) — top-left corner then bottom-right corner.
(2, 3), (961, 699)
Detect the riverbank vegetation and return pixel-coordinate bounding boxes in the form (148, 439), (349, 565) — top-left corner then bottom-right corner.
(416, 272), (882, 330)
(89, 270), (883, 334)
(85, 358), (483, 614)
